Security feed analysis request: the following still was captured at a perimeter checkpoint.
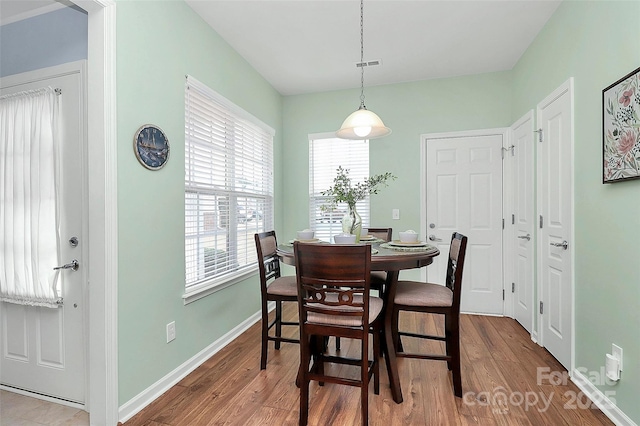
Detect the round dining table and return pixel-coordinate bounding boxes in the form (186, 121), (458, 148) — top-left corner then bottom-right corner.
(276, 241), (440, 404)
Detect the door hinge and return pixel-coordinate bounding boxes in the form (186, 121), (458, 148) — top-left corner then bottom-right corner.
(502, 218), (505, 230)
(534, 128), (543, 142)
(512, 214), (515, 225)
(503, 289), (505, 300)
(540, 301), (544, 314)
(512, 282), (515, 293)
(539, 215), (544, 229)
(501, 145), (515, 159)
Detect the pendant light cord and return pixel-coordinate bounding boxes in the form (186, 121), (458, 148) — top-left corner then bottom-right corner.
(359, 0), (366, 110)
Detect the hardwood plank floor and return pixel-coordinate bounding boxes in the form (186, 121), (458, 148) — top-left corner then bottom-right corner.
(123, 305), (613, 425)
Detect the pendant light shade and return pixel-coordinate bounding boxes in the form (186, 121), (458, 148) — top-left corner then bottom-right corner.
(336, 0), (391, 140)
(336, 106), (392, 140)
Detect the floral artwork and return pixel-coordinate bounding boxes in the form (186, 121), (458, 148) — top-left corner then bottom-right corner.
(603, 66), (640, 183)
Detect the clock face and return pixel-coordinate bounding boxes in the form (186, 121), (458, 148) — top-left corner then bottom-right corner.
(133, 125), (170, 170)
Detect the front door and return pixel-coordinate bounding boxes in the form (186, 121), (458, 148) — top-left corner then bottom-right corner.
(537, 79), (574, 370)
(0, 62), (87, 404)
(511, 111), (535, 333)
(424, 131), (504, 315)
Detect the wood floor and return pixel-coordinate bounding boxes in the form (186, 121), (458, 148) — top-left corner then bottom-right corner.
(123, 304), (613, 426)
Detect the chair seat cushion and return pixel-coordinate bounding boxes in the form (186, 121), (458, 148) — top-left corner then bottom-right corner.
(266, 275), (297, 297)
(394, 281), (453, 307)
(308, 295), (383, 327)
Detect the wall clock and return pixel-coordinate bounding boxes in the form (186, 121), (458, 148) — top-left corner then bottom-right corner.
(133, 124), (170, 170)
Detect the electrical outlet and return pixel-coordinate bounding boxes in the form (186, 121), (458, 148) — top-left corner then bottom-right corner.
(167, 321), (176, 343)
(392, 209), (400, 220)
(612, 344), (623, 370)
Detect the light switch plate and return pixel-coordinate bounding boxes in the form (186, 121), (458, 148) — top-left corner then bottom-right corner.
(392, 209), (400, 220)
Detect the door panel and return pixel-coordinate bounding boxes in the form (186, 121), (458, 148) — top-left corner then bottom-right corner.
(0, 64), (86, 404)
(425, 132), (504, 315)
(537, 79), (573, 369)
(511, 111), (534, 333)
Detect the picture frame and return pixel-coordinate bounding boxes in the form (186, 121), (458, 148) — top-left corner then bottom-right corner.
(603, 66), (640, 183)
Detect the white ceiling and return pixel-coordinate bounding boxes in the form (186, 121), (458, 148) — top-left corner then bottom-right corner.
(1, 0), (562, 96)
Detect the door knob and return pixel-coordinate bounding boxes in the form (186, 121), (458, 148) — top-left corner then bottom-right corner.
(517, 233), (531, 241)
(550, 240), (569, 250)
(54, 259), (79, 271)
(428, 234), (443, 242)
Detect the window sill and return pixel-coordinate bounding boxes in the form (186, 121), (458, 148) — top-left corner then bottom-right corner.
(182, 268), (257, 305)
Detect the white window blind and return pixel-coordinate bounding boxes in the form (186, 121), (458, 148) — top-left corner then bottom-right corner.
(309, 135), (370, 242)
(185, 76), (274, 297)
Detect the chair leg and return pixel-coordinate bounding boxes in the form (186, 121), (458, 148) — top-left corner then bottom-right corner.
(260, 304), (269, 370)
(336, 336), (341, 350)
(373, 324), (380, 395)
(275, 301), (283, 350)
(299, 335), (311, 426)
(361, 338), (369, 426)
(449, 318), (462, 397)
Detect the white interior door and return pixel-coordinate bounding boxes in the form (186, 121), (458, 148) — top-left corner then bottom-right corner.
(0, 62), (87, 404)
(511, 111), (535, 333)
(424, 131), (504, 315)
(537, 79), (574, 370)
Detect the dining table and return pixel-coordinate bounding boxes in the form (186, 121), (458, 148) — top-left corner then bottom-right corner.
(276, 239), (440, 404)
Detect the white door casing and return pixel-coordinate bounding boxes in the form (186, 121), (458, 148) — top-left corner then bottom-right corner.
(422, 130), (505, 315)
(511, 111), (535, 334)
(0, 63), (87, 404)
(537, 79), (574, 370)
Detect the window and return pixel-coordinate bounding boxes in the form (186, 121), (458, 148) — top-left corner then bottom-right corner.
(309, 134), (370, 242)
(185, 76), (274, 300)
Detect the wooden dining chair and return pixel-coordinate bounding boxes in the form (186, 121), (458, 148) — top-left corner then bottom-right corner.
(367, 227), (392, 293)
(255, 231), (299, 370)
(294, 242), (382, 426)
(390, 232), (468, 397)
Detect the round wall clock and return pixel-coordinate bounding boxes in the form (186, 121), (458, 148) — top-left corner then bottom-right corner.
(133, 124), (170, 170)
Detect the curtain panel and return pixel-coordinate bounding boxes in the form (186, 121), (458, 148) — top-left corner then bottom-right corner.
(0, 87), (61, 308)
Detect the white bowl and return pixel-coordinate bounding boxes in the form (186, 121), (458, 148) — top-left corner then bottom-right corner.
(398, 230), (419, 243)
(297, 229), (315, 240)
(334, 234), (356, 244)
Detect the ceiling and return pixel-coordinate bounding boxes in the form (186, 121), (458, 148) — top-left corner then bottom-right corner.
(1, 0), (561, 96)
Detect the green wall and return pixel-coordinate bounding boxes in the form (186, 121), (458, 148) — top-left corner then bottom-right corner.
(116, 0), (283, 404)
(282, 72), (513, 247)
(512, 0), (640, 421)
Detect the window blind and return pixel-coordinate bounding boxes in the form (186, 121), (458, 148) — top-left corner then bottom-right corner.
(309, 135), (370, 242)
(185, 76), (273, 294)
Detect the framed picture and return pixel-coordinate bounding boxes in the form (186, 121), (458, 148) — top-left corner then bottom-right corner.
(603, 66), (640, 183)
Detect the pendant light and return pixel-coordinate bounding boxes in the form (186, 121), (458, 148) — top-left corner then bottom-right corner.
(336, 0), (391, 140)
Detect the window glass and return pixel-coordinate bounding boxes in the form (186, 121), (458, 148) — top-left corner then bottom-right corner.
(308, 135), (369, 242)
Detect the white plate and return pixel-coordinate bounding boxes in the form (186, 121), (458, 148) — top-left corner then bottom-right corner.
(388, 240), (429, 247)
(359, 235), (376, 241)
(289, 238), (321, 244)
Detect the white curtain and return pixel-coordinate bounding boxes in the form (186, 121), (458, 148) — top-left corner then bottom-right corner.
(0, 87), (61, 308)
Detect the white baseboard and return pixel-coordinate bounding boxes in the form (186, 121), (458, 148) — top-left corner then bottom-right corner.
(118, 307), (266, 423)
(571, 368), (637, 426)
(531, 330), (539, 345)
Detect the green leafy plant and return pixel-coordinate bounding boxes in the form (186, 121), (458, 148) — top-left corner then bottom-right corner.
(321, 166), (396, 211)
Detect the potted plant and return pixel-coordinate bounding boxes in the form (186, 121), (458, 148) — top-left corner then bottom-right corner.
(321, 166), (396, 241)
